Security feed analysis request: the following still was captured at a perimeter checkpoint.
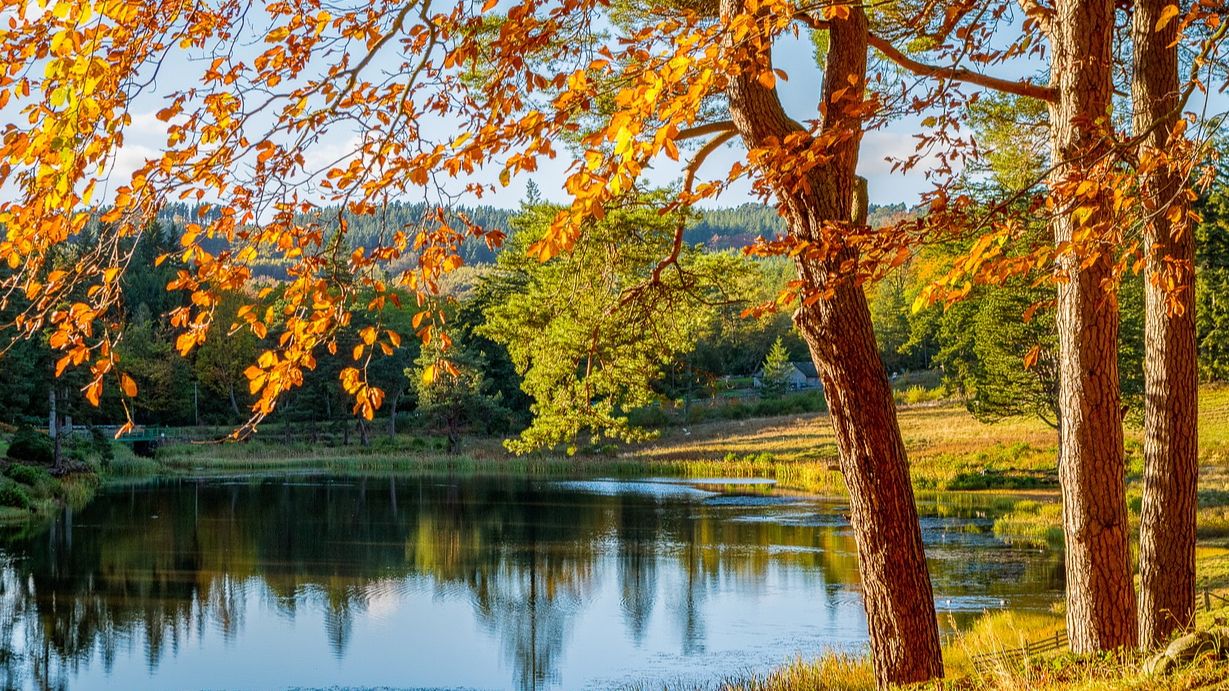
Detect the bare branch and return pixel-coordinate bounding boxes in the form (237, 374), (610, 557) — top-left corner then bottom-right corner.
(865, 33), (1057, 102)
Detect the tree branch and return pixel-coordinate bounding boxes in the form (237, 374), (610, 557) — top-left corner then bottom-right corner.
(865, 32), (1057, 102)
(793, 11), (1055, 101)
(676, 120), (736, 141)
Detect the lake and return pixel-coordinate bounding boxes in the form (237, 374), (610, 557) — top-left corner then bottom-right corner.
(0, 475), (1062, 690)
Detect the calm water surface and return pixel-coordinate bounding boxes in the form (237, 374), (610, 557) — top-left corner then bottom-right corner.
(0, 475), (1062, 690)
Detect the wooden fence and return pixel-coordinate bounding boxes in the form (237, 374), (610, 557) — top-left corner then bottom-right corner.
(969, 588), (1228, 671)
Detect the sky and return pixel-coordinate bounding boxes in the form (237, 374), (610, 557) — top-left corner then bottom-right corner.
(97, 23), (939, 210)
(10, 5), (1229, 212)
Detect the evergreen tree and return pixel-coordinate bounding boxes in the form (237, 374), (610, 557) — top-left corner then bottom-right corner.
(410, 343), (509, 453)
(759, 336), (793, 400)
(1196, 155), (1229, 381)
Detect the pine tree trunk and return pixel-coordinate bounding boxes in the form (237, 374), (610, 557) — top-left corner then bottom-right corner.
(795, 264), (943, 686)
(1133, 0), (1198, 647)
(1048, 0), (1137, 651)
(719, 1), (941, 685)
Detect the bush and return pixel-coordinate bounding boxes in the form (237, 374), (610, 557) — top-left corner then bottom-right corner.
(0, 478), (32, 510)
(3, 463), (63, 499)
(5, 462), (50, 487)
(896, 385), (945, 406)
(6, 427), (54, 465)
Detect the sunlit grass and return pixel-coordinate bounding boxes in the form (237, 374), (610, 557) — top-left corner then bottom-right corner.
(713, 655), (875, 691)
(992, 500), (1065, 547)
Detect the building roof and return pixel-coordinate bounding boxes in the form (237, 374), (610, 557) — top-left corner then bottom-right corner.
(791, 361), (818, 379)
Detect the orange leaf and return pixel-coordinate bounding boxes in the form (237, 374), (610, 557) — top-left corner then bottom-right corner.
(1023, 346), (1041, 370)
(84, 381), (102, 407)
(120, 373), (138, 397)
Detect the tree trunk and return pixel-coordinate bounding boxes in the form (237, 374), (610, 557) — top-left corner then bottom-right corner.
(228, 383), (241, 419)
(49, 380), (63, 473)
(1133, 0), (1198, 648)
(1048, 0), (1137, 651)
(388, 388), (402, 440)
(719, 1), (941, 685)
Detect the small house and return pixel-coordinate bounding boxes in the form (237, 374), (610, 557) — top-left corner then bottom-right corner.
(752, 361), (822, 390)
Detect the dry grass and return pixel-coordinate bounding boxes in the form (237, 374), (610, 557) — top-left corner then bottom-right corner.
(633, 404), (1059, 494)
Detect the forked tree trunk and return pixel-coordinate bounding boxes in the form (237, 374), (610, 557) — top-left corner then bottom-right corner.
(1048, 0), (1137, 651)
(719, 1), (942, 685)
(1133, 0), (1198, 647)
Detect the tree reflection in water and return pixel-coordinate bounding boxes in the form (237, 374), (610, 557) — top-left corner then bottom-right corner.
(0, 476), (1063, 690)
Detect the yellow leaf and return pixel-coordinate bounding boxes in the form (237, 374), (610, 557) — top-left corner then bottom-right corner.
(482, 0), (498, 11)
(421, 364), (435, 386)
(1155, 4), (1179, 31)
(121, 373), (138, 397)
(757, 71), (776, 90)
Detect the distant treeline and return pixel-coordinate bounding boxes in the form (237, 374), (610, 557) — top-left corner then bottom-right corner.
(155, 199), (914, 272)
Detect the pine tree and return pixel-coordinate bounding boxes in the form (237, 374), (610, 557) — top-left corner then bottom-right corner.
(760, 336), (793, 400)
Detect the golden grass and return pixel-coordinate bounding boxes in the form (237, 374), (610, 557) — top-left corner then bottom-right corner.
(708, 655), (876, 691)
(632, 403), (1060, 494)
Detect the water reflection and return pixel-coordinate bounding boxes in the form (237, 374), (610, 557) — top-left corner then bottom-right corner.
(0, 476), (1063, 690)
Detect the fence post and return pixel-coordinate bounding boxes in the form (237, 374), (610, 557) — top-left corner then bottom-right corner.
(1206, 588), (1213, 612)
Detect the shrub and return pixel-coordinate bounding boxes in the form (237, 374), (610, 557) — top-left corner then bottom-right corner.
(0, 478), (32, 510)
(896, 385), (945, 406)
(3, 463), (58, 498)
(5, 462), (44, 485)
(6, 427), (54, 465)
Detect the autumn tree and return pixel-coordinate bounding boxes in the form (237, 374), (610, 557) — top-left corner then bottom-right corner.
(0, 0), (967, 682)
(901, 1), (1223, 652)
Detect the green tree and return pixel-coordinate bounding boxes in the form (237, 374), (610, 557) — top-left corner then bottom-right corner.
(1196, 155), (1229, 381)
(411, 343), (509, 453)
(480, 194), (753, 454)
(120, 304), (195, 426)
(759, 336), (793, 400)
(193, 291), (260, 421)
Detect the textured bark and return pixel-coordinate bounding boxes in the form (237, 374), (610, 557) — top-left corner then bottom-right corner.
(719, 1), (942, 685)
(1133, 0), (1199, 648)
(1048, 0), (1137, 651)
